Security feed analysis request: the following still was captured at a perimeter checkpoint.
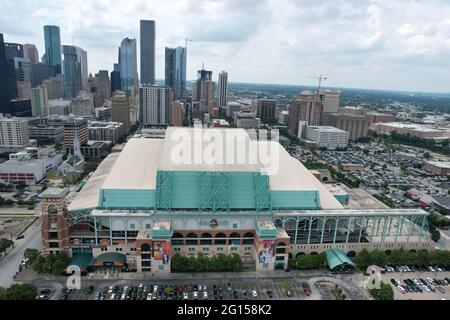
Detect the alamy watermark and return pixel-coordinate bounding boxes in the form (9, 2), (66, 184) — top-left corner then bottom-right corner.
(66, 265), (81, 290)
(169, 127), (281, 175)
(360, 265), (382, 290)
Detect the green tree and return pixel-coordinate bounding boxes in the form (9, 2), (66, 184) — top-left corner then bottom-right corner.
(354, 249), (371, 270)
(187, 256), (197, 272)
(369, 249), (387, 266)
(0, 283), (38, 300)
(24, 248), (40, 264)
(369, 282), (394, 300)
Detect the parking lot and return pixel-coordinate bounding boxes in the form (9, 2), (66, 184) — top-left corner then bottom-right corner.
(62, 278), (318, 301)
(379, 265), (450, 300)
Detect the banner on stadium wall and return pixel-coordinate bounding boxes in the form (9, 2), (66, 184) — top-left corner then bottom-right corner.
(152, 240), (171, 265)
(257, 239), (275, 264)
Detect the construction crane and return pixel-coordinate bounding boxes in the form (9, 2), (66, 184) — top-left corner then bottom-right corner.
(172, 36), (193, 49)
(306, 74), (327, 92)
(184, 37), (193, 50)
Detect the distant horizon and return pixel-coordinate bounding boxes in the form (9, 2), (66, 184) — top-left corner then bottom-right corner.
(171, 80), (450, 96)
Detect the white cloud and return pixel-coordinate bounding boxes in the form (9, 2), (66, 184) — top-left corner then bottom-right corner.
(1, 0), (450, 92)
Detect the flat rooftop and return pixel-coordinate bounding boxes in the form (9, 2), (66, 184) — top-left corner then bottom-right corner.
(338, 185), (389, 210)
(308, 126), (348, 133)
(379, 122), (448, 133)
(426, 161), (450, 168)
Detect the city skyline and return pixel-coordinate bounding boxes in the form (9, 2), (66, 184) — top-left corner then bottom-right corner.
(2, 0), (450, 93)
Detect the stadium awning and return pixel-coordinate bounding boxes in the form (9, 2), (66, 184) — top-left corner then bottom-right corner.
(92, 252), (126, 267)
(325, 248), (356, 272)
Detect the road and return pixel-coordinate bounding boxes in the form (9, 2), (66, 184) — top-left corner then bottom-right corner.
(0, 218), (42, 288)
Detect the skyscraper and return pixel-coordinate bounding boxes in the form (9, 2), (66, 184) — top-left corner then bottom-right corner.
(23, 44), (39, 64)
(140, 20), (155, 85)
(94, 70), (111, 108)
(119, 38), (138, 96)
(320, 90), (341, 115)
(165, 46), (186, 99)
(111, 90), (130, 135)
(43, 25), (62, 73)
(110, 63), (121, 94)
(193, 67), (214, 109)
(139, 85), (173, 125)
(76, 48), (88, 90)
(31, 63), (58, 87)
(14, 57), (32, 99)
(31, 86), (45, 117)
(62, 45), (82, 99)
(218, 71), (228, 108)
(170, 101), (184, 127)
(4, 42), (23, 101)
(254, 99), (276, 123)
(0, 34), (12, 114)
(288, 91), (323, 136)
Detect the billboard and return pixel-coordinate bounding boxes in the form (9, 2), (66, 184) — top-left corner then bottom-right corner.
(152, 241), (170, 265)
(257, 239), (275, 264)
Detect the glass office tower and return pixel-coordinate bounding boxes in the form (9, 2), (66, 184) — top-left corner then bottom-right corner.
(165, 46), (187, 100)
(62, 45), (82, 99)
(119, 38), (138, 96)
(140, 20), (155, 85)
(43, 25), (62, 73)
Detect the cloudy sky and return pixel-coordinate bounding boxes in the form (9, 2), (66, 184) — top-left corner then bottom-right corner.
(1, 0), (450, 93)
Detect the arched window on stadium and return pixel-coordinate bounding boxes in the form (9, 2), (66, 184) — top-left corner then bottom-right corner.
(214, 232), (226, 245)
(141, 243), (151, 252)
(200, 232), (213, 245)
(276, 242), (287, 254)
(228, 232), (241, 245)
(242, 232), (254, 245)
(296, 252), (305, 258)
(273, 219), (283, 228)
(171, 233), (184, 246)
(186, 233), (198, 246)
(310, 252), (319, 255)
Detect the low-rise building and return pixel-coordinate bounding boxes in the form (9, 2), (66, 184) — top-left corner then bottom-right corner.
(28, 124), (64, 144)
(95, 106), (112, 121)
(372, 122), (450, 139)
(0, 116), (30, 153)
(0, 149), (62, 185)
(42, 99), (71, 116)
(234, 111), (261, 129)
(88, 121), (123, 144)
(225, 102), (241, 118)
(278, 110), (289, 125)
(305, 126), (349, 150)
(423, 161), (450, 175)
(321, 113), (369, 140)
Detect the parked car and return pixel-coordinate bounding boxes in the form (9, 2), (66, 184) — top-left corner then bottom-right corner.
(252, 290), (257, 298)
